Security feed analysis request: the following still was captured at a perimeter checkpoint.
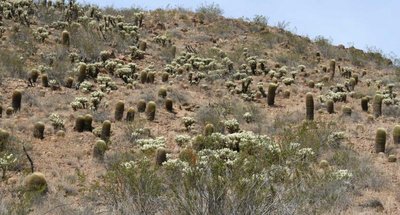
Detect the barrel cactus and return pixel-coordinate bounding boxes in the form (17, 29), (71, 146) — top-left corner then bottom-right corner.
(84, 114), (93, 132)
(165, 98), (173, 112)
(327, 100), (334, 114)
(24, 172), (48, 193)
(137, 99), (146, 112)
(33, 122), (45, 139)
(75, 116), (85, 132)
(146, 101), (156, 121)
(267, 83), (278, 106)
(373, 94), (383, 117)
(204, 123), (214, 136)
(101, 120), (111, 141)
(93, 140), (107, 160)
(126, 108), (135, 121)
(361, 97), (368, 112)
(375, 128), (386, 153)
(61, 30), (70, 46)
(393, 125), (400, 145)
(12, 90), (22, 112)
(155, 148), (167, 166)
(306, 93), (314, 120)
(114, 101), (125, 121)
(42, 74), (49, 87)
(342, 106), (352, 116)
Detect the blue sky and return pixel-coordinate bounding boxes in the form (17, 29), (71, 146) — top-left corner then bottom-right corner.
(79, 0), (400, 58)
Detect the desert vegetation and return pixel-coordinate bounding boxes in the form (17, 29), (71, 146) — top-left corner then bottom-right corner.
(0, 0), (399, 214)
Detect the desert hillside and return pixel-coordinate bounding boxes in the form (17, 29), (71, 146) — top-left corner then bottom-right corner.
(0, 1), (400, 214)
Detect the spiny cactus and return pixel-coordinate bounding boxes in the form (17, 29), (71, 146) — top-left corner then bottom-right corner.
(361, 97), (369, 112)
(147, 72), (155, 83)
(329, 59), (336, 80)
(393, 125), (400, 145)
(204, 123), (214, 136)
(165, 98), (173, 112)
(161, 72), (169, 82)
(155, 148), (167, 166)
(137, 99), (146, 112)
(126, 108), (135, 121)
(77, 63), (87, 83)
(375, 128), (386, 153)
(327, 100), (334, 114)
(6, 107), (13, 117)
(373, 94), (383, 117)
(306, 93), (314, 120)
(101, 120), (111, 141)
(140, 71), (148, 84)
(0, 105), (2, 118)
(139, 41), (147, 51)
(267, 83), (278, 106)
(33, 122), (45, 139)
(65, 77), (73, 88)
(12, 90), (22, 112)
(146, 101), (156, 121)
(28, 70), (39, 85)
(342, 106), (352, 116)
(24, 172), (48, 193)
(61, 30), (70, 46)
(84, 114), (93, 132)
(42, 74), (49, 87)
(75, 116), (85, 132)
(93, 140), (107, 160)
(158, 87), (167, 98)
(0, 129), (10, 150)
(114, 101), (125, 121)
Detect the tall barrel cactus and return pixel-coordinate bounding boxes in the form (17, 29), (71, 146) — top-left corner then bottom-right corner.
(61, 30), (70, 46)
(165, 98), (173, 112)
(329, 59), (336, 80)
(84, 114), (93, 132)
(327, 100), (334, 114)
(306, 93), (314, 120)
(126, 108), (135, 121)
(12, 90), (22, 112)
(114, 101), (125, 121)
(75, 116), (85, 132)
(155, 148), (167, 166)
(146, 101), (156, 121)
(393, 125), (400, 145)
(373, 94), (383, 117)
(361, 97), (369, 112)
(101, 120), (111, 141)
(375, 128), (386, 153)
(267, 83), (278, 106)
(137, 99), (146, 112)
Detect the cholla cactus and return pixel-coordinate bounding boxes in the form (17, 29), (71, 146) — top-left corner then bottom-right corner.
(182, 117), (196, 130)
(243, 112), (253, 123)
(0, 153), (17, 178)
(175, 135), (191, 147)
(79, 81), (94, 93)
(224, 119), (240, 133)
(49, 113), (64, 131)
